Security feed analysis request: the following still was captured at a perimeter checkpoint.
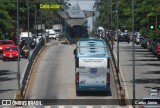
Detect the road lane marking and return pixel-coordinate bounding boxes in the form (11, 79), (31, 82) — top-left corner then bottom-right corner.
(59, 106), (65, 108)
(72, 106), (79, 108)
(86, 106), (93, 108)
(44, 106), (51, 108)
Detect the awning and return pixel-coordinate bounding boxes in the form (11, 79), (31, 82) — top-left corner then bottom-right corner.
(65, 19), (87, 27)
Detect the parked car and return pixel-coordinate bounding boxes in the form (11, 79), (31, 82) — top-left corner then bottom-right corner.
(150, 38), (160, 54)
(148, 87), (159, 97)
(141, 38), (148, 48)
(147, 39), (153, 52)
(2, 46), (19, 61)
(152, 44), (160, 59)
(137, 96), (160, 108)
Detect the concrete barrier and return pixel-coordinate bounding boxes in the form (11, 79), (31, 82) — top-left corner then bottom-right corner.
(104, 38), (126, 106)
(14, 37), (48, 99)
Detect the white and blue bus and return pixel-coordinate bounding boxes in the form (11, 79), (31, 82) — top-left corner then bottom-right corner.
(74, 38), (110, 94)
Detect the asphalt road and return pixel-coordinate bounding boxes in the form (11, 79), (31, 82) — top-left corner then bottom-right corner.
(0, 57), (28, 99)
(25, 40), (123, 108)
(113, 42), (160, 99)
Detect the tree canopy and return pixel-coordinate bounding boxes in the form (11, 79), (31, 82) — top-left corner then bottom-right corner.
(0, 0), (68, 39)
(95, 0), (160, 38)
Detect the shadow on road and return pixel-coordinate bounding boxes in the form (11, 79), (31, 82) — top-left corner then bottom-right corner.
(130, 78), (160, 84)
(143, 71), (160, 74)
(0, 70), (17, 76)
(0, 77), (16, 81)
(0, 89), (15, 93)
(129, 58), (159, 61)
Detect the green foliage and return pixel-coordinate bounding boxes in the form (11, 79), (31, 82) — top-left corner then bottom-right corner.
(95, 0), (160, 39)
(0, 0), (67, 39)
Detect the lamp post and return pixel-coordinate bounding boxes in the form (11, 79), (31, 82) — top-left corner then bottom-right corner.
(16, 0), (20, 90)
(116, 0), (119, 75)
(27, 0), (30, 60)
(132, 0), (135, 107)
(35, 2), (37, 35)
(111, 0), (113, 50)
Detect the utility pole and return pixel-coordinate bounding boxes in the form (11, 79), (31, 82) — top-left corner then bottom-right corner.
(27, 0), (30, 60)
(132, 0), (135, 107)
(16, 0), (20, 90)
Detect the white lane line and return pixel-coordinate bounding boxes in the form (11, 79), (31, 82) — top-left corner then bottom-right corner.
(59, 106), (65, 108)
(86, 106), (93, 108)
(44, 106), (51, 108)
(73, 106), (79, 108)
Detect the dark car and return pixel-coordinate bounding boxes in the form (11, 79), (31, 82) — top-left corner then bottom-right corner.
(141, 38), (148, 48)
(118, 32), (130, 43)
(21, 37), (36, 49)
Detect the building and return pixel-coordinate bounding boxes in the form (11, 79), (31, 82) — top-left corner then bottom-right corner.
(58, 4), (94, 43)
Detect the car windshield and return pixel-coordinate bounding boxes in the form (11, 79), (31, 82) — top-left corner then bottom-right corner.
(54, 29), (61, 32)
(1, 41), (12, 45)
(21, 37), (32, 41)
(6, 47), (17, 51)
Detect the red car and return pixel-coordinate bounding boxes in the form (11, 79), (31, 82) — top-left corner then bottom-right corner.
(0, 40), (15, 50)
(0, 40), (15, 59)
(3, 46), (19, 61)
(155, 44), (160, 59)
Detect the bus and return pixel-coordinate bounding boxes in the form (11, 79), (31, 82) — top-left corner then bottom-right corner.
(74, 38), (110, 95)
(76, 38), (107, 47)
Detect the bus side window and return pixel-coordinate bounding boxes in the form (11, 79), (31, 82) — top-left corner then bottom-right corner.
(107, 58), (110, 69)
(76, 58), (79, 67)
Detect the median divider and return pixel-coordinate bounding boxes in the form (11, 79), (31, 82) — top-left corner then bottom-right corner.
(15, 36), (49, 100)
(104, 38), (126, 106)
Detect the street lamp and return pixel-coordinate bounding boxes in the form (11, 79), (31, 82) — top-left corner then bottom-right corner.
(16, 0), (20, 89)
(16, 0), (22, 99)
(132, 0), (135, 107)
(111, 0), (114, 50)
(116, 0), (119, 75)
(27, 0), (30, 60)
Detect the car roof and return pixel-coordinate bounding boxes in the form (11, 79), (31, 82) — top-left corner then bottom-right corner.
(142, 96), (160, 99)
(5, 45), (17, 48)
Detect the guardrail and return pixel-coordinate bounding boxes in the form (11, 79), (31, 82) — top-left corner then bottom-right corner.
(18, 36), (49, 99)
(104, 38), (126, 105)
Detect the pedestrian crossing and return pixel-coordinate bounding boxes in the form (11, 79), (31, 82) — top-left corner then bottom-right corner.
(2, 105), (132, 108)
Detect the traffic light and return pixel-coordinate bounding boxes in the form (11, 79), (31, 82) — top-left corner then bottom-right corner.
(157, 15), (160, 30)
(149, 16), (156, 30)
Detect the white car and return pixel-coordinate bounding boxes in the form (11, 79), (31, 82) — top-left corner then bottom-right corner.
(49, 31), (56, 39)
(149, 88), (159, 96)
